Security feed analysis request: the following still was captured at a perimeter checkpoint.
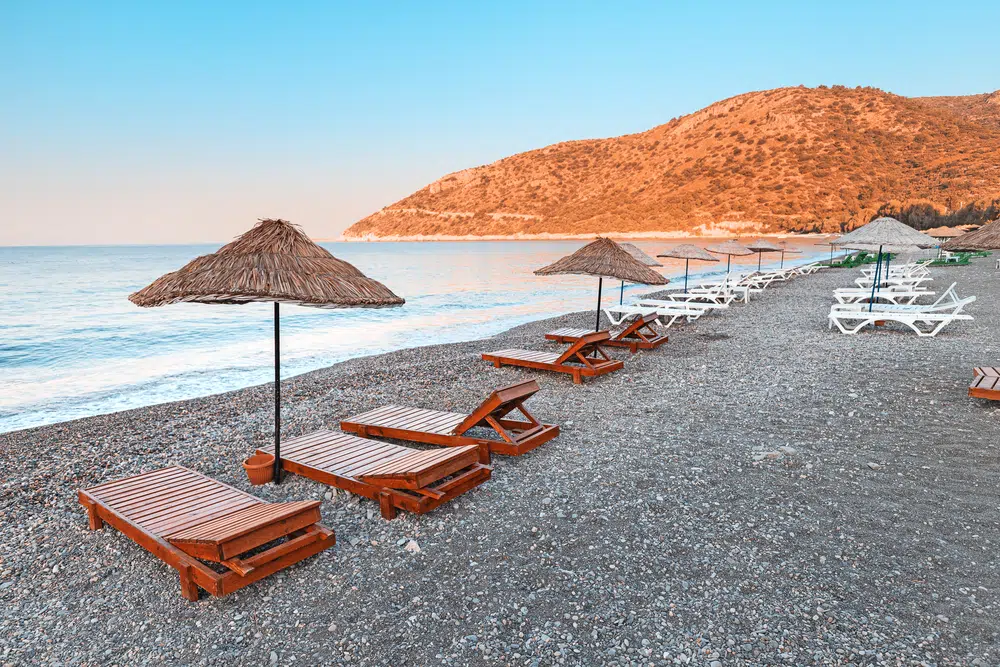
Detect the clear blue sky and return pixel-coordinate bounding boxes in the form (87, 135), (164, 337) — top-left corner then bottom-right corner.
(3, 1), (998, 245)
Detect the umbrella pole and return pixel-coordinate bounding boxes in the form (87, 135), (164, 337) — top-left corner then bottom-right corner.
(273, 302), (282, 484)
(727, 255), (732, 272)
(757, 252), (762, 271)
(780, 250), (784, 269)
(595, 277), (603, 332)
(620, 280), (625, 305)
(684, 258), (690, 293)
(868, 245), (883, 313)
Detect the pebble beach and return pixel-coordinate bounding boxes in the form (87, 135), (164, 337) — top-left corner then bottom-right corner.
(2, 260), (998, 666)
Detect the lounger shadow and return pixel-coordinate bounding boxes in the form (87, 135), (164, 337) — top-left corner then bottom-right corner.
(79, 466), (335, 600)
(341, 380), (559, 456)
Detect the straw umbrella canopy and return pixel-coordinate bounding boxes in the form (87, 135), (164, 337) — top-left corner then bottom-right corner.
(745, 239), (784, 271)
(617, 243), (662, 304)
(535, 237), (668, 330)
(926, 227), (966, 239)
(130, 218), (404, 483)
(705, 240), (754, 272)
(656, 244), (719, 293)
(941, 220), (1000, 251)
(836, 216), (937, 311)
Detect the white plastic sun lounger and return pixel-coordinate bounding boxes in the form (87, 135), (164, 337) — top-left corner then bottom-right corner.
(854, 274), (933, 289)
(832, 283), (972, 315)
(828, 283), (975, 336)
(793, 262), (824, 275)
(828, 309), (972, 337)
(604, 303), (707, 328)
(637, 297), (730, 312)
(833, 285), (936, 305)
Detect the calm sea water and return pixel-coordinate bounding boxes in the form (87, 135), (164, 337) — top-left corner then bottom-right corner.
(0, 239), (829, 433)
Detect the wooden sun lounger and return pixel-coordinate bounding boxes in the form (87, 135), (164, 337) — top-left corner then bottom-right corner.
(970, 366), (1000, 400)
(258, 431), (491, 519)
(341, 380), (559, 456)
(482, 331), (624, 384)
(78, 466), (335, 600)
(544, 313), (667, 354)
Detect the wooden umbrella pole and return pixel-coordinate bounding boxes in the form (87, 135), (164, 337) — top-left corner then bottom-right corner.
(273, 302), (282, 484)
(595, 277), (603, 332)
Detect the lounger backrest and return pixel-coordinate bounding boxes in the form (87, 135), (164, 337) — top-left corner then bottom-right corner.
(555, 331), (611, 364)
(454, 380), (541, 435)
(615, 313), (657, 340)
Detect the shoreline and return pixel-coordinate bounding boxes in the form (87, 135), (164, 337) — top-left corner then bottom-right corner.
(3, 260), (998, 664)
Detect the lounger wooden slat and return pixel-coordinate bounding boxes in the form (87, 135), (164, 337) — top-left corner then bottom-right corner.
(482, 331), (624, 385)
(79, 466), (334, 600)
(259, 430), (491, 519)
(545, 314), (667, 354)
(970, 368), (1000, 400)
(341, 380), (560, 456)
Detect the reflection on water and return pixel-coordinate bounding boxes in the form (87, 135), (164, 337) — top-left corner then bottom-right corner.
(0, 238), (829, 432)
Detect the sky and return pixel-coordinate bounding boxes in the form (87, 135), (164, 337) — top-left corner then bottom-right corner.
(2, 1), (999, 246)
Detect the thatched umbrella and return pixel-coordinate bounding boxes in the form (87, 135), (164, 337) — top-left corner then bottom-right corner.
(941, 220), (1000, 251)
(617, 243), (662, 304)
(705, 240), (754, 272)
(656, 244), (719, 293)
(927, 227), (966, 239)
(776, 242), (802, 269)
(535, 237), (668, 330)
(745, 239), (784, 271)
(836, 216), (937, 311)
(130, 218), (404, 483)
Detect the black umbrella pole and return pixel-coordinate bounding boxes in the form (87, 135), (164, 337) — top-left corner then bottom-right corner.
(868, 247), (882, 313)
(620, 280), (624, 305)
(595, 277), (603, 332)
(273, 302), (282, 484)
(684, 259), (689, 293)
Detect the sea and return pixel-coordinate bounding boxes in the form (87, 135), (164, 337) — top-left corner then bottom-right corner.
(0, 239), (832, 433)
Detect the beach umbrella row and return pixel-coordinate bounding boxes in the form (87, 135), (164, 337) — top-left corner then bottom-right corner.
(941, 220), (1000, 251)
(129, 219), (404, 484)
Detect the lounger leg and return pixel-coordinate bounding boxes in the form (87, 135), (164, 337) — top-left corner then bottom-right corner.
(476, 442), (491, 465)
(493, 360), (501, 369)
(84, 500), (103, 530)
(378, 492), (398, 520)
(179, 565), (199, 601)
(572, 370), (582, 384)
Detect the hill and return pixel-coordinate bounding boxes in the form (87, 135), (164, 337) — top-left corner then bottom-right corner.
(344, 86), (1000, 239)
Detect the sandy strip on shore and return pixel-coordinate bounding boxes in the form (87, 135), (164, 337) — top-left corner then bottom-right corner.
(1, 260), (998, 665)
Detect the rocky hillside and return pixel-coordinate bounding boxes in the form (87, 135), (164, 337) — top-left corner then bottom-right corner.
(344, 86), (1000, 239)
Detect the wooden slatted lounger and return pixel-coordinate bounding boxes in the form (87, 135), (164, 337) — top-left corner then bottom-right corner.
(970, 366), (1000, 400)
(544, 314), (667, 354)
(340, 380), (559, 456)
(482, 331), (624, 384)
(258, 431), (491, 520)
(78, 466), (334, 601)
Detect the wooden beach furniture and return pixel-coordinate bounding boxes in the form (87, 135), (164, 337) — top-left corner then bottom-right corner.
(544, 313), (667, 354)
(970, 366), (1000, 400)
(258, 430), (491, 519)
(341, 380), (559, 456)
(78, 466), (334, 601)
(482, 331), (624, 384)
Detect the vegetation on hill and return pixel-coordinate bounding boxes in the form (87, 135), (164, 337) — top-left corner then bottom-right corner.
(345, 86), (1000, 239)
